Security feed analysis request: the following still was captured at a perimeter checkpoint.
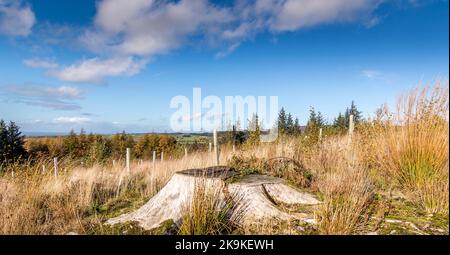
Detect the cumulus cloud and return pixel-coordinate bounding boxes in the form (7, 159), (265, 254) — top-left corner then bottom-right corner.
(50, 57), (147, 83)
(81, 0), (233, 57)
(32, 0), (384, 83)
(83, 0), (382, 56)
(0, 0), (36, 36)
(0, 84), (83, 110)
(24, 58), (59, 69)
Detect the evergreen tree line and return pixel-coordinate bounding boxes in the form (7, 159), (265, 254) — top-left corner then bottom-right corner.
(277, 107), (302, 136)
(277, 101), (363, 138)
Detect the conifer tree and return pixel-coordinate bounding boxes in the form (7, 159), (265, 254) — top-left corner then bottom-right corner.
(333, 112), (347, 130)
(286, 113), (294, 134)
(293, 117), (301, 135)
(277, 107), (287, 135)
(0, 120), (27, 166)
(247, 113), (261, 145)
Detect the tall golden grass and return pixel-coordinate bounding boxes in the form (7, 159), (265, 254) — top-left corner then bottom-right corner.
(363, 82), (449, 214)
(0, 81), (448, 234)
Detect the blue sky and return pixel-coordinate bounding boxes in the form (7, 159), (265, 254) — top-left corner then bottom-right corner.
(0, 0), (448, 134)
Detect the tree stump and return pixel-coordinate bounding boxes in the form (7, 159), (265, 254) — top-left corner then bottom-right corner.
(106, 166), (321, 230)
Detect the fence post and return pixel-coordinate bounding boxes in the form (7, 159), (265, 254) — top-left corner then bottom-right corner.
(153, 151), (156, 166)
(161, 151), (164, 161)
(53, 157), (58, 178)
(319, 128), (323, 141)
(213, 129), (219, 165)
(126, 148), (131, 173)
(348, 114), (354, 140)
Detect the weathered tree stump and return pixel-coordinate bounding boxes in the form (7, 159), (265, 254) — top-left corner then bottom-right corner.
(106, 166), (321, 230)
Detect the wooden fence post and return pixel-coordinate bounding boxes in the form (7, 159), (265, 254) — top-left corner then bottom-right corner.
(126, 148), (131, 173)
(348, 114), (354, 141)
(153, 151), (156, 166)
(53, 157), (58, 178)
(161, 151), (164, 162)
(319, 128), (323, 141)
(213, 129), (219, 165)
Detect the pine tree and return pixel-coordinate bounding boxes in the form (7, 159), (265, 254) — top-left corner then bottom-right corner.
(317, 111), (326, 127)
(305, 107), (323, 142)
(0, 120), (27, 166)
(286, 113), (294, 134)
(247, 113), (261, 145)
(333, 112), (347, 130)
(293, 117), (301, 135)
(342, 101), (363, 128)
(0, 120), (7, 165)
(7, 121), (27, 161)
(306, 107), (318, 133)
(348, 101), (363, 124)
(277, 107), (287, 135)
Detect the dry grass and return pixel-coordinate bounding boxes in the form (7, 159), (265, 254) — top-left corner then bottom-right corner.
(308, 138), (375, 235)
(0, 82), (448, 235)
(362, 82), (449, 214)
(0, 151), (224, 234)
(178, 179), (242, 235)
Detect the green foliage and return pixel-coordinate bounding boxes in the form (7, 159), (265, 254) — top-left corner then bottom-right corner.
(333, 101), (363, 132)
(278, 107), (287, 135)
(0, 119), (27, 167)
(111, 131), (135, 159)
(246, 113), (261, 146)
(277, 107), (302, 137)
(305, 107), (326, 143)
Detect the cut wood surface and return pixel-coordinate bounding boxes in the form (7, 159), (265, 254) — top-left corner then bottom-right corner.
(106, 166), (321, 230)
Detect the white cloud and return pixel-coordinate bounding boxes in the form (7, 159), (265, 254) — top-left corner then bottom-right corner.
(24, 58), (59, 69)
(85, 0), (382, 57)
(268, 0), (381, 31)
(1, 84), (83, 110)
(2, 84), (82, 99)
(53, 117), (91, 124)
(0, 0), (36, 36)
(33, 0), (384, 83)
(51, 57), (147, 83)
(90, 0), (233, 56)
